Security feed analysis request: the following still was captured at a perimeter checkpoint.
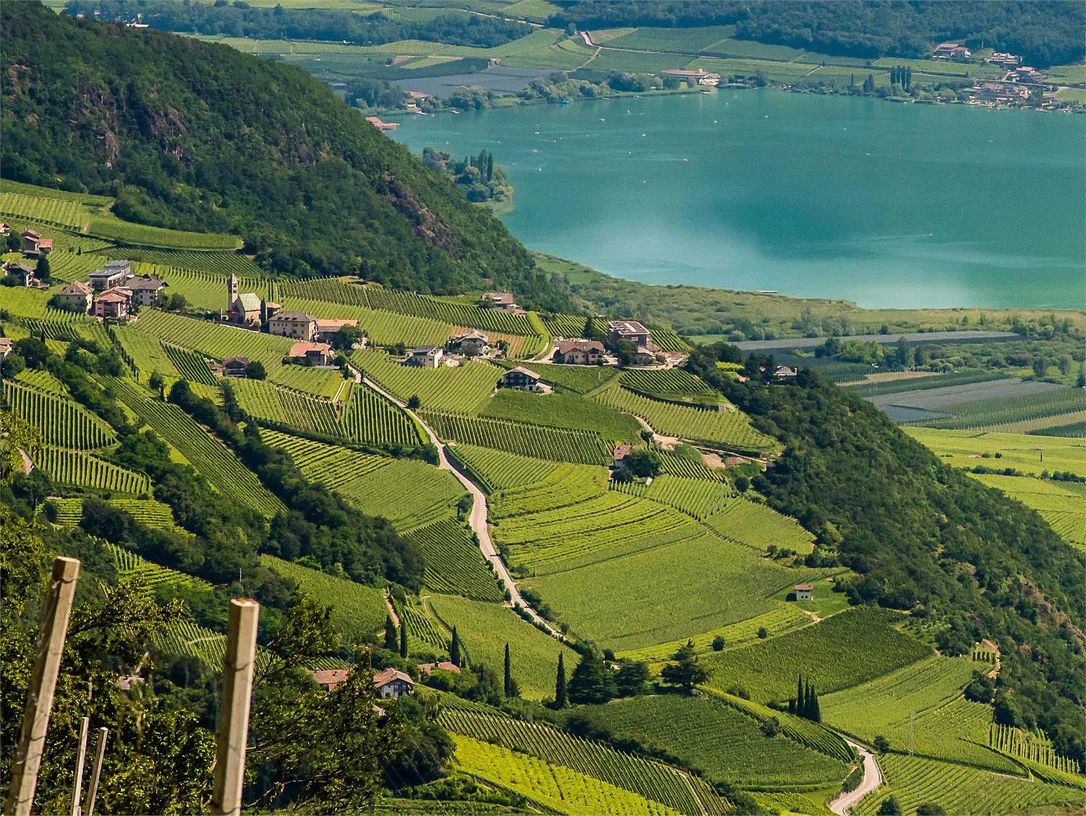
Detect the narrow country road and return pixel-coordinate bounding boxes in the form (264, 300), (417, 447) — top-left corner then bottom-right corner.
(829, 740), (882, 815)
(354, 368), (566, 642)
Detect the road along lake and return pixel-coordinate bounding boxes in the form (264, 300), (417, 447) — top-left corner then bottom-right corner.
(393, 89), (1085, 310)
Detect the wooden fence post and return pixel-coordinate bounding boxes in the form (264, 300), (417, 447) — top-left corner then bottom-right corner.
(4, 556), (81, 816)
(211, 599), (260, 816)
(69, 716), (90, 816)
(81, 728), (107, 816)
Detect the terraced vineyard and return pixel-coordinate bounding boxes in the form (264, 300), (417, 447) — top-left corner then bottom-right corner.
(353, 350), (498, 412)
(403, 519), (502, 602)
(480, 389), (643, 442)
(14, 368), (68, 396)
(135, 309), (293, 374)
(657, 450), (730, 481)
(489, 462), (608, 518)
(108, 543), (213, 595)
(425, 411), (611, 465)
(86, 215), (242, 250)
(37, 446), (151, 495)
(641, 474), (737, 520)
(132, 265), (268, 312)
(516, 361), (619, 394)
(581, 694), (850, 788)
(704, 497), (817, 553)
(446, 444), (565, 492)
(620, 368), (714, 398)
(439, 709), (712, 815)
(853, 753), (1084, 816)
(232, 378), (340, 437)
(400, 601), (448, 653)
(703, 608), (933, 703)
(426, 593), (576, 700)
(283, 298), (454, 348)
(260, 555), (388, 642)
(3, 380), (114, 449)
(163, 345), (217, 385)
(592, 383), (776, 452)
(108, 378), (284, 516)
(451, 735), (678, 816)
(989, 724), (1083, 777)
(114, 326), (182, 380)
(268, 365), (344, 399)
(0, 191), (92, 228)
(339, 385), (424, 447)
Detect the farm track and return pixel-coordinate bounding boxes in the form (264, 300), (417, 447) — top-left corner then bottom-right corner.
(354, 367), (566, 642)
(829, 740), (882, 815)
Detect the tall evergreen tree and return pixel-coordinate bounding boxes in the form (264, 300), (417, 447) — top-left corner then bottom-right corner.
(569, 651), (617, 704)
(810, 683), (821, 723)
(797, 675), (805, 717)
(399, 616), (408, 658)
(450, 626), (461, 667)
(383, 615), (398, 651)
(555, 653), (568, 708)
(504, 642), (513, 697)
(486, 153), (494, 182)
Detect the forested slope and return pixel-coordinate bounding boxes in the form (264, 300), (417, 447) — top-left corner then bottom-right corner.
(0, 2), (567, 309)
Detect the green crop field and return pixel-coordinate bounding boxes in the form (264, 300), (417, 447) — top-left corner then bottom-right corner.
(909, 386), (1086, 431)
(989, 724), (1083, 778)
(439, 709), (709, 814)
(261, 555), (388, 642)
(232, 378), (341, 437)
(425, 411), (611, 465)
(490, 462), (608, 519)
(86, 215), (241, 251)
(132, 265), (268, 312)
(641, 474), (736, 520)
(971, 473), (1085, 550)
(108, 377), (284, 516)
(847, 370), (1011, 398)
(657, 450), (730, 481)
(906, 427), (1086, 477)
(479, 389), (644, 442)
(592, 383), (776, 452)
(3, 380), (115, 449)
(94, 247), (263, 277)
(495, 492), (706, 573)
(703, 608), (932, 704)
(0, 191), (93, 229)
(114, 325), (183, 381)
(163, 345), (217, 385)
(15, 368), (69, 396)
(268, 365), (345, 399)
(704, 497), (817, 554)
(446, 444), (565, 492)
(526, 530), (819, 651)
(520, 361), (620, 394)
(426, 593), (576, 700)
(285, 298), (456, 349)
(352, 350), (499, 412)
(37, 446), (151, 495)
(0, 286), (63, 319)
(108, 542), (213, 596)
(620, 368), (714, 399)
(135, 309), (293, 374)
(339, 384), (424, 447)
(451, 735), (678, 816)
(403, 518), (502, 601)
(582, 694), (850, 788)
(853, 753), (1084, 816)
(821, 656), (1019, 773)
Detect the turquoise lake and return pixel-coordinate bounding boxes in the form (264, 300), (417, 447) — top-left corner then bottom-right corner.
(392, 90), (1085, 310)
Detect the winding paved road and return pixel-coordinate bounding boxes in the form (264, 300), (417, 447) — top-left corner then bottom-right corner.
(829, 740), (883, 815)
(353, 368), (566, 642)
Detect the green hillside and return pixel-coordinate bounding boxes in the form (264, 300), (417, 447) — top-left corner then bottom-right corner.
(0, 1), (567, 309)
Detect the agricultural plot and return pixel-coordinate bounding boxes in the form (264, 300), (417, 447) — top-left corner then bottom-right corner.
(37, 446), (151, 495)
(425, 411), (611, 465)
(261, 429), (390, 480)
(479, 389), (643, 442)
(94, 248), (263, 277)
(704, 497), (816, 554)
(642, 474), (736, 520)
(352, 350), (499, 412)
(108, 377), (284, 516)
(622, 603), (811, 663)
(163, 345), (217, 385)
(108, 543), (213, 595)
(113, 325), (182, 380)
(490, 462), (608, 518)
(39, 250), (107, 284)
(906, 428), (1086, 477)
(581, 695), (849, 788)
(401, 601), (448, 654)
(620, 368), (713, 399)
(989, 724), (1083, 778)
(0, 191), (92, 229)
(261, 555), (388, 642)
(879, 380), (1082, 430)
(657, 450), (729, 481)
(525, 530), (820, 652)
(446, 444), (564, 492)
(339, 385), (424, 447)
(703, 608), (932, 704)
(451, 735), (677, 816)
(154, 618), (230, 669)
(268, 365), (345, 399)
(821, 656), (1018, 774)
(426, 593), (576, 700)
(438, 709), (709, 815)
(133, 266), (268, 312)
(0, 286), (58, 319)
(86, 215), (242, 251)
(403, 518), (503, 602)
(231, 378), (340, 437)
(971, 473), (1085, 551)
(136, 309), (293, 374)
(495, 492), (706, 573)
(847, 370), (1010, 398)
(542, 313), (600, 339)
(283, 298), (455, 349)
(15, 368), (68, 396)
(520, 361), (620, 394)
(3, 380), (114, 449)
(853, 753), (1084, 816)
(592, 383), (775, 452)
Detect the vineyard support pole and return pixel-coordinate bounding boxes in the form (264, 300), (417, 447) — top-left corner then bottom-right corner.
(81, 728), (108, 816)
(69, 716), (90, 816)
(4, 556), (81, 816)
(211, 599), (260, 816)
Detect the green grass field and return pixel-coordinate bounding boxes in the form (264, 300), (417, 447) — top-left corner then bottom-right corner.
(906, 427), (1086, 477)
(702, 607), (932, 704)
(970, 473), (1085, 551)
(479, 389), (643, 442)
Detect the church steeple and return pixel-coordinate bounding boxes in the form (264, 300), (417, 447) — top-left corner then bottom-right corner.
(228, 273), (239, 304)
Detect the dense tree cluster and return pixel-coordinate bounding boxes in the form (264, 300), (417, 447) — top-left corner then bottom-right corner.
(548, 1), (1083, 66)
(0, 3), (569, 309)
(422, 147), (511, 206)
(66, 0), (532, 49)
(686, 344), (1086, 762)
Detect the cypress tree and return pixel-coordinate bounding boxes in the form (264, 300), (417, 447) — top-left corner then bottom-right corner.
(555, 652), (568, 708)
(797, 675), (805, 717)
(504, 642), (513, 697)
(399, 617), (408, 658)
(811, 684), (821, 722)
(383, 615), (397, 652)
(788, 697), (796, 716)
(450, 626), (461, 667)
(805, 682), (815, 720)
(486, 153), (494, 182)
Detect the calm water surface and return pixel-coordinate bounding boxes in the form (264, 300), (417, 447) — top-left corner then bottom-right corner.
(393, 91), (1085, 309)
